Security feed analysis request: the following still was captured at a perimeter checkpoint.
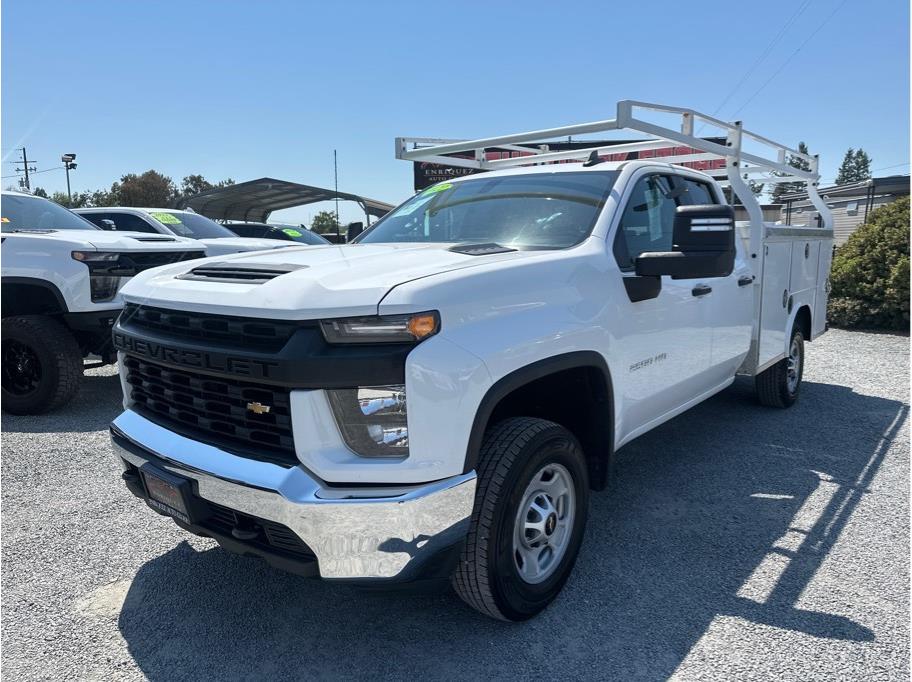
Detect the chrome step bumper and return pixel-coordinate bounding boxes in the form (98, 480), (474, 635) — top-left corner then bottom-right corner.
(110, 410), (476, 580)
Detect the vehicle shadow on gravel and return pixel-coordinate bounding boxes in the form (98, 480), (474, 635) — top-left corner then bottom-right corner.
(117, 377), (907, 681)
(1, 367), (122, 434)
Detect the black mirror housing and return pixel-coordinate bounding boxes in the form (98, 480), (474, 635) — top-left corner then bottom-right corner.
(634, 204), (736, 279)
(346, 222), (364, 241)
(99, 219), (117, 231)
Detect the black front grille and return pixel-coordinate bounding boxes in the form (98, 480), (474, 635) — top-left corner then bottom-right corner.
(120, 304), (303, 351)
(127, 251), (202, 272)
(123, 355), (296, 465)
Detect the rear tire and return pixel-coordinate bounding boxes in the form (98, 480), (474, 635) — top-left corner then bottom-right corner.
(1, 315), (82, 415)
(452, 417), (589, 621)
(755, 326), (804, 408)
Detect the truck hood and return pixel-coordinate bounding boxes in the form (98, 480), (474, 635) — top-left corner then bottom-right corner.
(2, 229), (202, 251)
(121, 242), (543, 318)
(197, 237), (299, 256)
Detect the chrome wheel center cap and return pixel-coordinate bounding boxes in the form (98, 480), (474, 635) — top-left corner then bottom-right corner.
(545, 513), (557, 536)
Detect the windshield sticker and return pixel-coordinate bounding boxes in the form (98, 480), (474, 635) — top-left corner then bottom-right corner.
(282, 228), (303, 237)
(0, 217), (8, 223)
(423, 182), (453, 195)
(396, 193), (435, 217)
(150, 212), (182, 225)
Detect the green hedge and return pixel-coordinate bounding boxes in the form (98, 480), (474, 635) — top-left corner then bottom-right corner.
(828, 196), (910, 331)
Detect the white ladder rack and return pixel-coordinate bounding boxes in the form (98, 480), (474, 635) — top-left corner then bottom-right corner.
(395, 100), (834, 263)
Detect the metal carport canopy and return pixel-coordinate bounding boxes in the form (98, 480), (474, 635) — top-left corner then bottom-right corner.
(175, 177), (395, 223)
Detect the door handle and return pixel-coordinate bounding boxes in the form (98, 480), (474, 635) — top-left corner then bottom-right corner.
(738, 275), (754, 287)
(692, 284), (712, 297)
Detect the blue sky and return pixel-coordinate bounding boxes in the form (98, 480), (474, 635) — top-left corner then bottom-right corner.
(3, 0), (909, 225)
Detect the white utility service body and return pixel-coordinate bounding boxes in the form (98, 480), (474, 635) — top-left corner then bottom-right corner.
(108, 101), (833, 620)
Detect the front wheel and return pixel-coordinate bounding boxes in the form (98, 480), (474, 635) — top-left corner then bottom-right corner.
(452, 417), (589, 621)
(755, 326), (804, 408)
(1, 315), (82, 415)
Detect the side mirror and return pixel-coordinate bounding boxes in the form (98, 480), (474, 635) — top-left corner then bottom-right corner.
(347, 222), (364, 241)
(635, 204), (735, 279)
(99, 219), (117, 231)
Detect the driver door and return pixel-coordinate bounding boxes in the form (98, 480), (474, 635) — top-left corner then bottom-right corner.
(610, 173), (716, 439)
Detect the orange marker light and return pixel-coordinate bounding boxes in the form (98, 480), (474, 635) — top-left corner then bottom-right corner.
(408, 313), (438, 339)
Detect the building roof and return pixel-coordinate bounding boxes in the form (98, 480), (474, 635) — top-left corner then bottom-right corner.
(175, 177), (395, 222)
(779, 175), (910, 202)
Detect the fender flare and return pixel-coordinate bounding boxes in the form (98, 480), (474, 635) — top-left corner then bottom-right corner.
(1, 276), (69, 314)
(462, 350), (614, 479)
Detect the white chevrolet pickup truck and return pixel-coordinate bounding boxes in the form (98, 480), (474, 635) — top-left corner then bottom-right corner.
(1, 190), (205, 414)
(109, 102), (834, 620)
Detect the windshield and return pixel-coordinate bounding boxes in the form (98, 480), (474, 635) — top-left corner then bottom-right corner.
(274, 227), (331, 245)
(148, 211), (236, 239)
(356, 171), (618, 249)
(1, 194), (100, 232)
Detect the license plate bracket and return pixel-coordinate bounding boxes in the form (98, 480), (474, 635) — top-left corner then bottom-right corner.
(140, 464), (197, 524)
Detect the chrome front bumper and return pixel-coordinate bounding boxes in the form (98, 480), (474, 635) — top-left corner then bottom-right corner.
(110, 410), (476, 580)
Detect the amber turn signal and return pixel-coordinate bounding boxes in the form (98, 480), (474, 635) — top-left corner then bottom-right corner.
(407, 313), (439, 340)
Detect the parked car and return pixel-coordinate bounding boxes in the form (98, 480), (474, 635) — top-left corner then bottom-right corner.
(225, 222), (331, 245)
(107, 102), (834, 621)
(1, 190), (205, 414)
(75, 208), (297, 256)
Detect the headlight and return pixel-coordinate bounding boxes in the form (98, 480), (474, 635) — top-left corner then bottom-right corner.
(327, 384), (409, 457)
(72, 251), (134, 302)
(320, 311), (439, 344)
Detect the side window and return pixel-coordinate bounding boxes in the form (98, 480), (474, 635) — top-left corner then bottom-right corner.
(80, 213), (111, 229)
(115, 213), (158, 233)
(680, 178), (718, 206)
(612, 175), (677, 270)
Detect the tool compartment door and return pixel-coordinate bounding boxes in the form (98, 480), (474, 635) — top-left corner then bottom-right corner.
(758, 241), (792, 369)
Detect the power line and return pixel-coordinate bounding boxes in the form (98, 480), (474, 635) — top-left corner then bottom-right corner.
(731, 0), (850, 119)
(704, 0), (813, 128)
(871, 162), (910, 172)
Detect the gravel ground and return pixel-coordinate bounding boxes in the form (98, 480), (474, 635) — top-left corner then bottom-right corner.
(1, 329), (909, 681)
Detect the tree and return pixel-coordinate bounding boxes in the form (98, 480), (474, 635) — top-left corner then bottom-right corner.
(310, 210), (340, 235)
(836, 148), (872, 184)
(32, 187), (93, 208)
(723, 179), (764, 204)
(828, 196), (909, 330)
(178, 174), (235, 201)
(109, 170), (177, 207)
(771, 142), (812, 203)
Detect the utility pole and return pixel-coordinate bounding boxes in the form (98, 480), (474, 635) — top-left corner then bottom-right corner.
(62, 154), (77, 205)
(333, 149), (340, 241)
(14, 147), (37, 190)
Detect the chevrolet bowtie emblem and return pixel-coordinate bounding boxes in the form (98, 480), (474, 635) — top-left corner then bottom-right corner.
(246, 402), (271, 415)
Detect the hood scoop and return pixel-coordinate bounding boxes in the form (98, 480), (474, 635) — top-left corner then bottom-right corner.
(132, 236), (177, 242)
(176, 261), (308, 284)
(448, 242), (516, 256)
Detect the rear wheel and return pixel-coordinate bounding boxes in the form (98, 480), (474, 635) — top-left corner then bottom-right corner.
(1, 315), (82, 415)
(755, 326), (804, 408)
(452, 417), (589, 621)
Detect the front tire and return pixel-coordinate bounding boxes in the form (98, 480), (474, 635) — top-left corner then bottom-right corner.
(1, 315), (82, 415)
(755, 326), (804, 408)
(452, 417), (589, 621)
